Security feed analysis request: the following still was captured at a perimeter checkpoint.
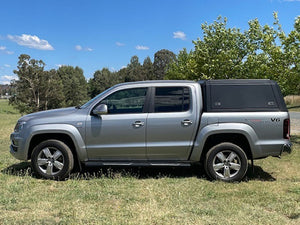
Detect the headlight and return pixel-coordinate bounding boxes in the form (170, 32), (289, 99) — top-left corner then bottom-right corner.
(14, 121), (26, 132)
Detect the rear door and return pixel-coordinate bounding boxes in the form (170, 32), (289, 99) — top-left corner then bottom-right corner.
(146, 86), (198, 160)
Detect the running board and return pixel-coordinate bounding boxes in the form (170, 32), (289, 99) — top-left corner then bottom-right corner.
(84, 161), (192, 167)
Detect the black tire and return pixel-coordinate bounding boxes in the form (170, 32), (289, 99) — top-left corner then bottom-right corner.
(31, 139), (74, 180)
(205, 142), (248, 182)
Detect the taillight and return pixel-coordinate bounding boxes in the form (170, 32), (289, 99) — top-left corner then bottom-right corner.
(283, 119), (290, 139)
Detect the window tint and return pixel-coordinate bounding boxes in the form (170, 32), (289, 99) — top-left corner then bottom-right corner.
(154, 87), (190, 113)
(100, 88), (147, 114)
(210, 85), (278, 110)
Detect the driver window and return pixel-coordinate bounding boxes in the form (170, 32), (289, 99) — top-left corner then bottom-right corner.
(100, 88), (147, 114)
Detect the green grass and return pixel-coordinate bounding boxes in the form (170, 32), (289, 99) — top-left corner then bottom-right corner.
(0, 99), (299, 224)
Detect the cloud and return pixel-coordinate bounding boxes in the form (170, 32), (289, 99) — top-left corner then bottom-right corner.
(0, 81), (10, 85)
(4, 64), (11, 68)
(116, 42), (125, 46)
(283, 0), (300, 2)
(136, 45), (149, 50)
(173, 31), (187, 40)
(75, 45), (83, 51)
(0, 75), (18, 85)
(75, 45), (93, 52)
(0, 46), (14, 55)
(7, 34), (54, 50)
(3, 75), (16, 80)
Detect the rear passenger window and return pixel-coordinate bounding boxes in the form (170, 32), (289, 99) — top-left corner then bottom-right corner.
(154, 87), (190, 113)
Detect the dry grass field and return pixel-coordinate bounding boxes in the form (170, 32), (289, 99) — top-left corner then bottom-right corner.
(0, 99), (299, 224)
(285, 95), (300, 111)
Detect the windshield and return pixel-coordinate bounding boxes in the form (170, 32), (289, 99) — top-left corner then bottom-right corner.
(79, 87), (114, 109)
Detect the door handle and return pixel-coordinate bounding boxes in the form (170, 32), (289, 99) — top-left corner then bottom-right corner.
(132, 121), (144, 128)
(181, 119), (193, 126)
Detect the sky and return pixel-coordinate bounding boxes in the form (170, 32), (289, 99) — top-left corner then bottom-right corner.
(0, 0), (299, 84)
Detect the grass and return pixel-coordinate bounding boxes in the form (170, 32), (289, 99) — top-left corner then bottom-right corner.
(285, 95), (300, 112)
(0, 99), (299, 224)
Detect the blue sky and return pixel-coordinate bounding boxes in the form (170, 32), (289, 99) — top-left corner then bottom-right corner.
(0, 0), (299, 84)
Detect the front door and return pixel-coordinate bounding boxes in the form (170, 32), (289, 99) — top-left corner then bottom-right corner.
(85, 87), (148, 160)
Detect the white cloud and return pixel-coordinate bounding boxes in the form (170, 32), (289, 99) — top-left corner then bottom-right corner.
(173, 31), (187, 40)
(4, 64), (11, 68)
(136, 45), (149, 50)
(3, 75), (16, 80)
(283, 0), (300, 2)
(116, 42), (125, 46)
(0, 75), (18, 85)
(0, 46), (14, 55)
(7, 34), (54, 50)
(75, 45), (83, 51)
(0, 81), (10, 85)
(75, 45), (93, 52)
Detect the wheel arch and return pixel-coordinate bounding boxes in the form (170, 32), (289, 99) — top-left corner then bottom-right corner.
(26, 124), (87, 171)
(190, 123), (258, 162)
(199, 133), (252, 164)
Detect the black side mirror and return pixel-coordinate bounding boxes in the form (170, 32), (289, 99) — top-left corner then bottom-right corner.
(92, 104), (108, 116)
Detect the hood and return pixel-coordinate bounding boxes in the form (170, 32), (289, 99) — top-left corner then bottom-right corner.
(19, 107), (78, 122)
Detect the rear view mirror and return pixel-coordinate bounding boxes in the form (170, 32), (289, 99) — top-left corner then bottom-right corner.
(92, 104), (108, 116)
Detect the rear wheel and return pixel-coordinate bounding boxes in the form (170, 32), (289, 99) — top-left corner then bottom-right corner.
(31, 140), (74, 180)
(205, 142), (248, 182)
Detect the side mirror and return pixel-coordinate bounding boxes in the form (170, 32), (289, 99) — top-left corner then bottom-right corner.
(92, 104), (108, 116)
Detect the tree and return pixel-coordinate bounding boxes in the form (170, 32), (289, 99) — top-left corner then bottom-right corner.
(125, 56), (143, 82)
(153, 49), (176, 80)
(10, 54), (45, 113)
(166, 14), (300, 96)
(10, 54), (65, 113)
(169, 17), (247, 80)
(280, 15), (300, 95)
(57, 66), (88, 106)
(42, 69), (64, 110)
(141, 56), (154, 80)
(167, 48), (194, 80)
(89, 68), (121, 98)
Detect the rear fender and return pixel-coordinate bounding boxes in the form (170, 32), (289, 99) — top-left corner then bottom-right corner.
(190, 123), (260, 161)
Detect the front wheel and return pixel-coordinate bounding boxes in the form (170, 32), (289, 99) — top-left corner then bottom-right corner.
(205, 142), (248, 182)
(31, 140), (74, 180)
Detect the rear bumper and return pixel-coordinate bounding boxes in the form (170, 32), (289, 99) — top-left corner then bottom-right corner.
(280, 143), (292, 156)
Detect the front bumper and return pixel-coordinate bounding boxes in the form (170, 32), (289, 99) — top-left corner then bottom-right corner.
(10, 133), (27, 161)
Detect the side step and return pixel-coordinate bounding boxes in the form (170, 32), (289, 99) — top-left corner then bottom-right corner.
(84, 161), (192, 167)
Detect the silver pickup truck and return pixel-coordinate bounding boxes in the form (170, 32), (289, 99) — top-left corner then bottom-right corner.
(10, 79), (292, 181)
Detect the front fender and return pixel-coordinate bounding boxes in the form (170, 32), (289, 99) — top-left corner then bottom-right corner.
(190, 123), (261, 161)
(25, 124), (87, 161)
